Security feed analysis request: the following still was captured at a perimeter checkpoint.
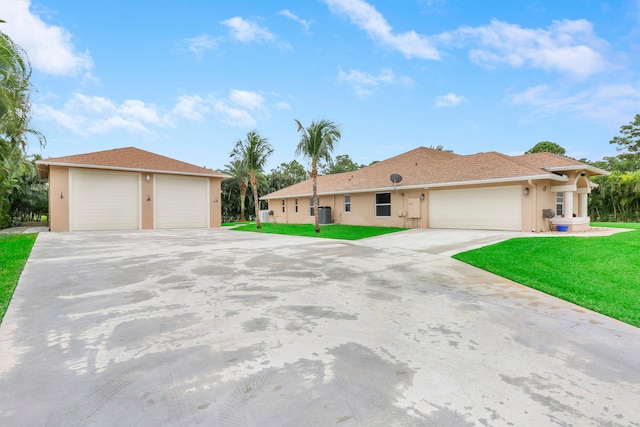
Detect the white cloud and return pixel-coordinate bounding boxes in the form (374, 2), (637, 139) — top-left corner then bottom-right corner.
(36, 90), (272, 135)
(434, 92), (468, 108)
(510, 83), (640, 125)
(1, 0), (93, 76)
(338, 68), (412, 96)
(449, 19), (607, 77)
(35, 93), (163, 136)
(183, 34), (218, 58)
(323, 0), (440, 60)
(213, 101), (256, 127)
(173, 95), (210, 121)
(278, 9), (311, 31)
(220, 16), (275, 43)
(229, 90), (265, 111)
(275, 101), (291, 110)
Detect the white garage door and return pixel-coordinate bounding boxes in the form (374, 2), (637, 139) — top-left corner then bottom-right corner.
(155, 175), (209, 229)
(429, 186), (522, 231)
(70, 169), (140, 231)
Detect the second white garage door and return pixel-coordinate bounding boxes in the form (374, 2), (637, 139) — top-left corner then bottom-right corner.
(428, 186), (522, 231)
(155, 175), (209, 229)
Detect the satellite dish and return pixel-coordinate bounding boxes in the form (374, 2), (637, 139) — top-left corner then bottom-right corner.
(390, 173), (403, 184)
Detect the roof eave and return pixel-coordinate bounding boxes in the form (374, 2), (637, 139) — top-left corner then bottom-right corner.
(544, 165), (610, 176)
(261, 174), (568, 199)
(35, 161), (230, 178)
(425, 173), (569, 188)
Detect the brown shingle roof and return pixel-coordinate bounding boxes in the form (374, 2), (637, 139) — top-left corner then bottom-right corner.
(37, 147), (229, 179)
(262, 146), (597, 199)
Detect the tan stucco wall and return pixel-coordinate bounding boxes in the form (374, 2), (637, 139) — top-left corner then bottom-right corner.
(269, 190), (429, 229)
(47, 167), (224, 231)
(141, 173), (154, 229)
(267, 173), (598, 232)
(48, 166), (70, 232)
(209, 177), (223, 228)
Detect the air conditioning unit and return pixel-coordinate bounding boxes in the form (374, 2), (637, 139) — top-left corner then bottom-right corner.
(259, 210), (270, 223)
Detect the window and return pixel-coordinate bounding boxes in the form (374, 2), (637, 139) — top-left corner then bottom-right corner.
(281, 200), (285, 213)
(309, 198), (315, 216)
(344, 195), (351, 213)
(294, 198), (298, 213)
(375, 193), (391, 217)
(556, 192), (564, 216)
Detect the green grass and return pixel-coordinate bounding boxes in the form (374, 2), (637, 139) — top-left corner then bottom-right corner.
(591, 222), (640, 230)
(453, 224), (640, 327)
(0, 233), (37, 324)
(230, 222), (407, 240)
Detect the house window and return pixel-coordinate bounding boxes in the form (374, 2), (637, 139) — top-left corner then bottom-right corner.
(375, 192), (391, 217)
(309, 198), (315, 216)
(344, 195), (351, 213)
(281, 200), (285, 213)
(294, 198), (298, 213)
(556, 192), (564, 216)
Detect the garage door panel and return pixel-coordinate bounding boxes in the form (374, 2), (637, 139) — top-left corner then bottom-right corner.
(71, 170), (140, 231)
(429, 186), (521, 231)
(155, 175), (209, 229)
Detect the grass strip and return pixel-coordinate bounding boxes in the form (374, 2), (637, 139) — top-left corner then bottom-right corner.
(0, 233), (37, 324)
(453, 226), (640, 327)
(230, 222), (406, 240)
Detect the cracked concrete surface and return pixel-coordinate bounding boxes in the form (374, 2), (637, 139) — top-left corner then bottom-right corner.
(0, 228), (638, 426)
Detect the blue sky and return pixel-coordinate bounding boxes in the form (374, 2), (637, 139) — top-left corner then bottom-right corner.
(2, 0), (640, 171)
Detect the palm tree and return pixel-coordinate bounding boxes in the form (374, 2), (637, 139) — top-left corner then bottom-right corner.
(294, 117), (341, 233)
(231, 130), (273, 229)
(0, 30), (45, 227)
(224, 159), (250, 221)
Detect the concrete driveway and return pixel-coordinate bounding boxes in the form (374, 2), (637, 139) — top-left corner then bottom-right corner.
(0, 228), (638, 426)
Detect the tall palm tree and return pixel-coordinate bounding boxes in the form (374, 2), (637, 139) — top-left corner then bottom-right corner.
(231, 130), (273, 229)
(294, 117), (341, 233)
(224, 159), (250, 221)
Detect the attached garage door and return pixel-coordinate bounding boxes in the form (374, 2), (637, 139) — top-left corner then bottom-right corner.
(155, 175), (209, 229)
(429, 186), (522, 231)
(70, 169), (140, 231)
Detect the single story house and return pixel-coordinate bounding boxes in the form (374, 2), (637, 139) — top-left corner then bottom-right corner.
(262, 147), (609, 232)
(37, 147), (230, 232)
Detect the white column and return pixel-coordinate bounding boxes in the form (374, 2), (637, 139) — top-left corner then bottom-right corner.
(564, 191), (574, 218)
(579, 193), (588, 217)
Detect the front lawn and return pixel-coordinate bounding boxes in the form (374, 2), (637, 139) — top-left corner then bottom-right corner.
(453, 225), (640, 327)
(230, 222), (407, 240)
(0, 233), (37, 324)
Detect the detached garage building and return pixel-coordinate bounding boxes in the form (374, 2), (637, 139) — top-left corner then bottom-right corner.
(37, 147), (229, 232)
(262, 147), (610, 233)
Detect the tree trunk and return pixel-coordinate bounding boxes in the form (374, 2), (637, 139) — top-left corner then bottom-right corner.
(239, 181), (247, 221)
(251, 172), (261, 228)
(311, 167), (319, 233)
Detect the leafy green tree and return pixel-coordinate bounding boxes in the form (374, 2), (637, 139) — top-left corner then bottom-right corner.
(230, 130), (273, 229)
(319, 154), (362, 175)
(294, 117), (341, 233)
(610, 114), (640, 154)
(267, 160), (307, 192)
(610, 114), (640, 168)
(9, 155), (48, 222)
(428, 145), (454, 153)
(525, 141), (566, 156)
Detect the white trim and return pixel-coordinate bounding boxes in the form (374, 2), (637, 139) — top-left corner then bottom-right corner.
(36, 161), (230, 178)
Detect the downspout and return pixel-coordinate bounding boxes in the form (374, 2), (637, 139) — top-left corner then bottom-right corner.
(528, 179), (537, 232)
